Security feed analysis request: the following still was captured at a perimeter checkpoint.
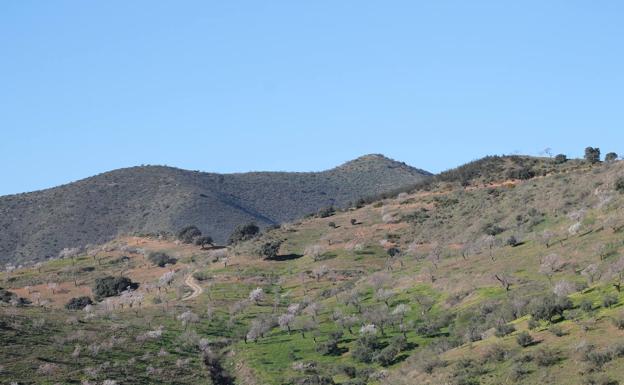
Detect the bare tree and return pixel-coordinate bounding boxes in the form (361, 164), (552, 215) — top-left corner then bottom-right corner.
(494, 273), (513, 292)
(177, 310), (200, 330)
(312, 265), (329, 282)
(278, 313), (295, 334)
(414, 294), (435, 315)
(375, 288), (394, 307)
(581, 263), (601, 285)
(539, 253), (564, 285)
(479, 235), (497, 261)
(541, 230), (556, 248)
(610, 256), (624, 292)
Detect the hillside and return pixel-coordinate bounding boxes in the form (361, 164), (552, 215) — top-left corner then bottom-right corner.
(3, 155), (624, 385)
(0, 154), (430, 264)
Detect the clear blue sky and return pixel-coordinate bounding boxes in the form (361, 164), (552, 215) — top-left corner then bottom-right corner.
(1, 1), (623, 195)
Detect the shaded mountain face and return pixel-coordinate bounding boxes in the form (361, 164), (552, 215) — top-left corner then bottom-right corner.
(0, 154), (430, 264)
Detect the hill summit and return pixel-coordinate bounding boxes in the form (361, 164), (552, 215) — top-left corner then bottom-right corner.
(0, 154), (430, 263)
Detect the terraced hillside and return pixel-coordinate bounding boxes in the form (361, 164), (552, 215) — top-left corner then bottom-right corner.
(0, 154), (430, 264)
(3, 155), (624, 385)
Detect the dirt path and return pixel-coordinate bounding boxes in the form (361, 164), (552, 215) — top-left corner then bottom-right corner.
(182, 271), (203, 301)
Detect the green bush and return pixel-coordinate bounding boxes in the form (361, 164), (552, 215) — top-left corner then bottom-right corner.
(585, 147), (601, 164)
(534, 348), (559, 366)
(581, 299), (594, 313)
(177, 225), (202, 244)
(194, 235), (213, 248)
(605, 152), (618, 163)
(548, 325), (566, 337)
(529, 294), (573, 322)
(93, 276), (138, 300)
(516, 331), (534, 347)
(495, 323), (516, 337)
(603, 294), (618, 308)
(148, 251), (177, 267)
(258, 239), (283, 260)
(554, 154), (568, 164)
(351, 334), (382, 363)
(65, 296), (93, 310)
(228, 222), (260, 244)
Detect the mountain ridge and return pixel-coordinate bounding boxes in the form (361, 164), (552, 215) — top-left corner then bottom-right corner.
(0, 154), (430, 263)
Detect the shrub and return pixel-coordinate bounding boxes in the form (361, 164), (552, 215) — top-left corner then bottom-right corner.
(585, 147), (601, 164)
(483, 223), (505, 236)
(548, 325), (566, 337)
(373, 345), (399, 367)
(351, 334), (382, 363)
(529, 294), (573, 322)
(316, 331), (343, 356)
(507, 167), (536, 180)
(615, 177), (624, 194)
(506, 236), (519, 247)
(177, 225), (202, 244)
(194, 236), (213, 248)
(192, 271), (211, 281)
(581, 299), (594, 313)
(148, 251), (177, 267)
(228, 222), (260, 244)
(534, 348), (559, 366)
(554, 154), (568, 164)
(516, 331), (534, 347)
(65, 296), (93, 310)
(602, 294), (618, 308)
(605, 152), (618, 163)
(483, 344), (509, 363)
(258, 239), (283, 260)
(527, 318), (539, 330)
(583, 349), (613, 370)
(317, 206), (335, 218)
(495, 323), (516, 337)
(582, 374), (619, 385)
(93, 276), (138, 300)
(510, 363), (530, 381)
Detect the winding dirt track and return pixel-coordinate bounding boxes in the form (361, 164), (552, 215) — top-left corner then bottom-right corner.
(182, 271), (203, 301)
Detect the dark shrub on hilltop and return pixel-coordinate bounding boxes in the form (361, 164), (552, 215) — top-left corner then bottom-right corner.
(93, 276), (138, 300)
(178, 225), (202, 244)
(65, 296), (93, 310)
(148, 251), (177, 267)
(585, 147), (601, 164)
(228, 222), (260, 244)
(605, 152), (618, 163)
(554, 154), (568, 164)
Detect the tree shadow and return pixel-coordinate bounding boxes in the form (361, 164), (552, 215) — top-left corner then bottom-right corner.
(266, 253), (304, 261)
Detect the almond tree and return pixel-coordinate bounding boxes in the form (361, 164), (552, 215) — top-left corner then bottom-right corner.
(581, 263), (601, 285)
(249, 287), (264, 305)
(610, 256), (624, 292)
(278, 313), (295, 334)
(177, 310), (200, 330)
(539, 253), (564, 285)
(158, 271), (175, 290)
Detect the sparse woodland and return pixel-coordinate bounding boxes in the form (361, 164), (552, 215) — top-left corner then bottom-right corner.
(4, 154), (624, 385)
